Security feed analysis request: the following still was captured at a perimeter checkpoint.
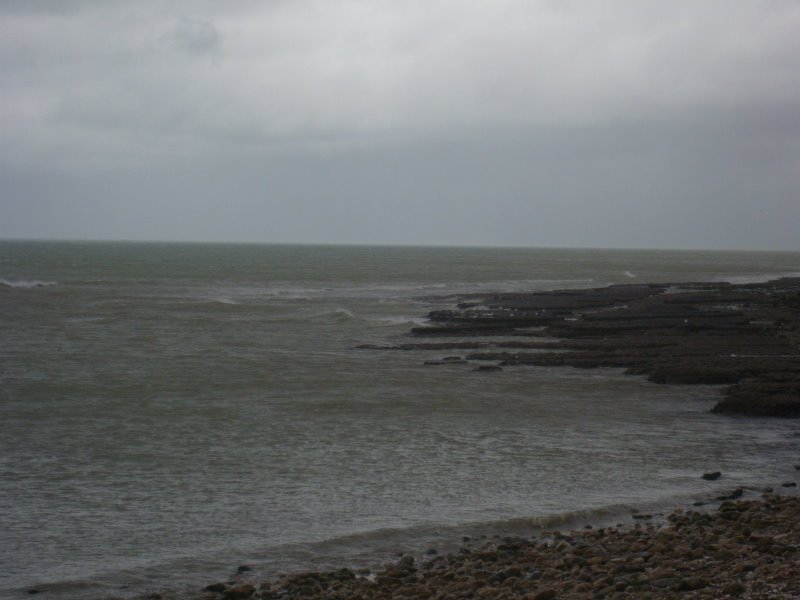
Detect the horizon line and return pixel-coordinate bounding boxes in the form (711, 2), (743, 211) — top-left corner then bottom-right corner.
(1, 236), (799, 254)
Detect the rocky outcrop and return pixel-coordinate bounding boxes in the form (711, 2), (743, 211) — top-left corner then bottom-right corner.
(404, 278), (800, 417)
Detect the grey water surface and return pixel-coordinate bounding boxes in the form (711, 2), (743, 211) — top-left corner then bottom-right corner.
(2, 242), (800, 598)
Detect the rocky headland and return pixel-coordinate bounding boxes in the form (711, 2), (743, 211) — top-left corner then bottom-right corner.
(365, 277), (800, 417)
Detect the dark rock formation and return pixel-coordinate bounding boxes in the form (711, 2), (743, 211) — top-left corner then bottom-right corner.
(473, 365), (503, 372)
(403, 278), (800, 417)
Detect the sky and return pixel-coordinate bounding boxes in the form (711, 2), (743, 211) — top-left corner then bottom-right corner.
(1, 0), (799, 250)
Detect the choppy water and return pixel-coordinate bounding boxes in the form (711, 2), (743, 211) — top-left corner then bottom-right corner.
(2, 241), (800, 599)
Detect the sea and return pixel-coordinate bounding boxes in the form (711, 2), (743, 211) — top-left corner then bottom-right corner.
(2, 241), (800, 599)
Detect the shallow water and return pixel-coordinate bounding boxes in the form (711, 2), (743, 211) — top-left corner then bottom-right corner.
(1, 242), (800, 598)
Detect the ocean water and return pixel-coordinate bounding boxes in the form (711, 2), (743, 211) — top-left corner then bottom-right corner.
(2, 241), (800, 599)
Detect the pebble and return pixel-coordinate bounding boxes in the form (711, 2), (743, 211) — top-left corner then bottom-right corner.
(222, 583), (255, 599)
(723, 581), (747, 595)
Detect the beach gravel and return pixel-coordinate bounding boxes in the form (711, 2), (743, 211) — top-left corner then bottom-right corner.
(149, 491), (800, 600)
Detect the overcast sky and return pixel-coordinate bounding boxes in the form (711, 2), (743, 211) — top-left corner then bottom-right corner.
(1, 0), (799, 249)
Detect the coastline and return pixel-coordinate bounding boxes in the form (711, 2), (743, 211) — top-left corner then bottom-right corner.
(13, 274), (799, 599)
(124, 277), (800, 600)
(372, 277), (800, 417)
(133, 485), (800, 599)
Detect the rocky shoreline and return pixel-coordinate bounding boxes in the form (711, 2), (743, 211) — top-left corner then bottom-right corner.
(138, 486), (800, 599)
(127, 278), (800, 600)
(364, 277), (800, 417)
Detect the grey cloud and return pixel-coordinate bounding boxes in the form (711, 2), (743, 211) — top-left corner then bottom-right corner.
(4, 0), (799, 163)
(0, 1), (799, 249)
(171, 18), (220, 56)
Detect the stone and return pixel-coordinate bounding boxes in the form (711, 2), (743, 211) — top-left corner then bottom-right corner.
(702, 471), (722, 481)
(722, 581), (747, 595)
(204, 582), (227, 593)
(398, 555), (415, 568)
(554, 540), (574, 553)
(675, 577), (707, 591)
(530, 589), (557, 600)
(236, 565), (252, 574)
(223, 583), (255, 599)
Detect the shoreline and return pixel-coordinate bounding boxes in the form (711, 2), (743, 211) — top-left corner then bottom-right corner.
(364, 277), (800, 417)
(23, 276), (799, 600)
(138, 277), (798, 599)
(132, 484), (800, 599)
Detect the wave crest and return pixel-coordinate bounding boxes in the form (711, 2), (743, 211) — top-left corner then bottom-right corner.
(0, 278), (57, 289)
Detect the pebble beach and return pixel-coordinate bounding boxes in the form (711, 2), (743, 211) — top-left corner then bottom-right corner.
(138, 487), (800, 600)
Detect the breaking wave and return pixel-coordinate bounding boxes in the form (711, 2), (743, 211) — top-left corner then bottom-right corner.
(307, 308), (358, 322)
(715, 271), (800, 285)
(0, 278), (57, 289)
(367, 316), (430, 327)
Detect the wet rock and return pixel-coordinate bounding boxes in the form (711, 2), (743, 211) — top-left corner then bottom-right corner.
(223, 583), (255, 599)
(716, 488), (744, 500)
(702, 471), (722, 481)
(473, 365), (503, 372)
(406, 278), (800, 417)
(335, 567), (355, 580)
(235, 565), (252, 574)
(781, 481), (797, 487)
(204, 582), (227, 593)
(397, 555), (415, 569)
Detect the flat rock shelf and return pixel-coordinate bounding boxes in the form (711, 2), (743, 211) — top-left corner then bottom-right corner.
(363, 277), (800, 417)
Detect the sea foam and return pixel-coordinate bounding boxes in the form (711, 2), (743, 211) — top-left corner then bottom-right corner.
(0, 278), (57, 289)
